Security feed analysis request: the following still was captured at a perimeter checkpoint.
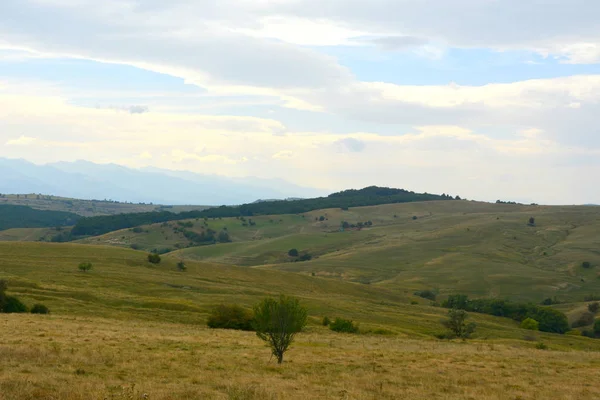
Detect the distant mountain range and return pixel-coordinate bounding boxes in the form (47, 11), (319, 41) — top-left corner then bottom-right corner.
(0, 158), (325, 205)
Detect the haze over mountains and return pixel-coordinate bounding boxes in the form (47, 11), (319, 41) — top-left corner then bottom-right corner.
(0, 158), (325, 205)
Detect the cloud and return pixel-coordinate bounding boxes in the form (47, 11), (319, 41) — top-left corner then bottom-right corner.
(5, 135), (37, 145)
(361, 36), (428, 50)
(333, 138), (366, 153)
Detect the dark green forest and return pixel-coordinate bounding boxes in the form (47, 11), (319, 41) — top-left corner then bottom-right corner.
(71, 186), (458, 237)
(0, 205), (80, 230)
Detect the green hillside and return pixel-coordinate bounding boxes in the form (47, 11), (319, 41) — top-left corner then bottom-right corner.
(0, 193), (209, 216)
(2, 242), (600, 399)
(0, 204), (80, 230)
(70, 186), (456, 236)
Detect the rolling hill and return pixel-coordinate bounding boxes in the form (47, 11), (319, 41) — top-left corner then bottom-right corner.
(2, 241), (600, 399)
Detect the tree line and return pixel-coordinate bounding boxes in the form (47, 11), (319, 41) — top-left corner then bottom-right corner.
(71, 186), (459, 237)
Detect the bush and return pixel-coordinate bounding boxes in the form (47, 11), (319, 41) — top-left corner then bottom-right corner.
(535, 342), (548, 350)
(442, 309), (476, 339)
(177, 261), (187, 272)
(594, 319), (600, 336)
(31, 304), (50, 314)
(572, 312), (595, 328)
(147, 253), (161, 264)
(582, 261), (592, 269)
(130, 243), (141, 250)
(2, 296), (28, 313)
(414, 290), (436, 301)
(520, 318), (539, 331)
(322, 316), (331, 326)
(253, 296), (308, 364)
(78, 262), (93, 272)
(297, 253), (312, 262)
(131, 227), (143, 233)
(589, 302), (600, 314)
(329, 318), (359, 333)
(207, 304), (254, 331)
(288, 248), (299, 257)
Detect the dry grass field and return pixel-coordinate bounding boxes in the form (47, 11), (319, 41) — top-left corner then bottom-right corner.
(2, 314), (600, 400)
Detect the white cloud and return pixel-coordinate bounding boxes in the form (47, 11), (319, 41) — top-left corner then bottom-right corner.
(5, 135), (37, 146)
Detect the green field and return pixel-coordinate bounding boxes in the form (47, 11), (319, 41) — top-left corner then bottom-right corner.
(0, 194), (209, 216)
(3, 201), (600, 399)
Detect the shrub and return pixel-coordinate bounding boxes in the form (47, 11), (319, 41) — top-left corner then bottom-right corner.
(2, 296), (28, 313)
(207, 304), (254, 331)
(147, 253), (161, 264)
(322, 316), (331, 326)
(520, 318), (539, 331)
(589, 302), (600, 314)
(78, 262), (93, 272)
(412, 216), (418, 220)
(535, 342), (548, 350)
(572, 312), (595, 328)
(442, 309), (476, 339)
(131, 227), (143, 233)
(130, 243), (141, 250)
(218, 230), (231, 243)
(582, 261), (592, 269)
(253, 296), (308, 364)
(329, 318), (359, 334)
(177, 261), (187, 272)
(594, 319), (600, 336)
(297, 253), (312, 262)
(414, 290), (436, 301)
(31, 304), (50, 314)
(288, 248), (299, 257)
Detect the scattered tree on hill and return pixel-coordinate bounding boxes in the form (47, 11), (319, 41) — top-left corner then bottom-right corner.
(442, 309), (476, 339)
(147, 253), (161, 264)
(414, 290), (437, 301)
(595, 319), (600, 337)
(520, 318), (539, 331)
(78, 262), (93, 272)
(177, 261), (187, 272)
(322, 316), (331, 326)
(318, 216), (325, 222)
(218, 230), (231, 243)
(329, 318), (359, 333)
(207, 304), (254, 331)
(0, 281), (28, 313)
(573, 312), (595, 328)
(252, 295), (307, 364)
(412, 216), (418, 220)
(588, 302), (600, 314)
(528, 217), (535, 226)
(582, 261), (592, 269)
(288, 248), (299, 257)
(31, 304), (50, 314)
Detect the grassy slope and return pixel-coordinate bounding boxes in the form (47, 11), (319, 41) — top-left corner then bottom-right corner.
(0, 194), (208, 216)
(161, 201), (600, 304)
(2, 242), (600, 399)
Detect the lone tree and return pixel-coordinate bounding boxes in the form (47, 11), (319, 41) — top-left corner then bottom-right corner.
(78, 262), (93, 272)
(148, 253), (161, 264)
(528, 217), (535, 226)
(288, 248), (299, 257)
(252, 295), (307, 364)
(442, 309), (476, 339)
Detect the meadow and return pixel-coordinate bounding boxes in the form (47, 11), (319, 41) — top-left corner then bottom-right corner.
(3, 200), (600, 399)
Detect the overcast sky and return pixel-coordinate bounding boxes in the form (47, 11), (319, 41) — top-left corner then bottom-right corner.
(1, 0), (599, 204)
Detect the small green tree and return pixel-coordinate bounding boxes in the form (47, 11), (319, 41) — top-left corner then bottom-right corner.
(588, 302), (600, 314)
(288, 248), (299, 257)
(207, 304), (254, 331)
(582, 261), (592, 269)
(594, 319), (600, 337)
(322, 316), (331, 326)
(148, 253), (161, 264)
(442, 309), (476, 339)
(520, 318), (539, 331)
(177, 261), (187, 272)
(31, 304), (50, 314)
(252, 295), (307, 364)
(78, 262), (93, 272)
(329, 318), (359, 333)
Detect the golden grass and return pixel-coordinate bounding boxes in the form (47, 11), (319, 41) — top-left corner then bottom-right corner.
(2, 314), (600, 400)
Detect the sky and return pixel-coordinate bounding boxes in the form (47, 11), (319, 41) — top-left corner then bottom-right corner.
(0, 0), (599, 205)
